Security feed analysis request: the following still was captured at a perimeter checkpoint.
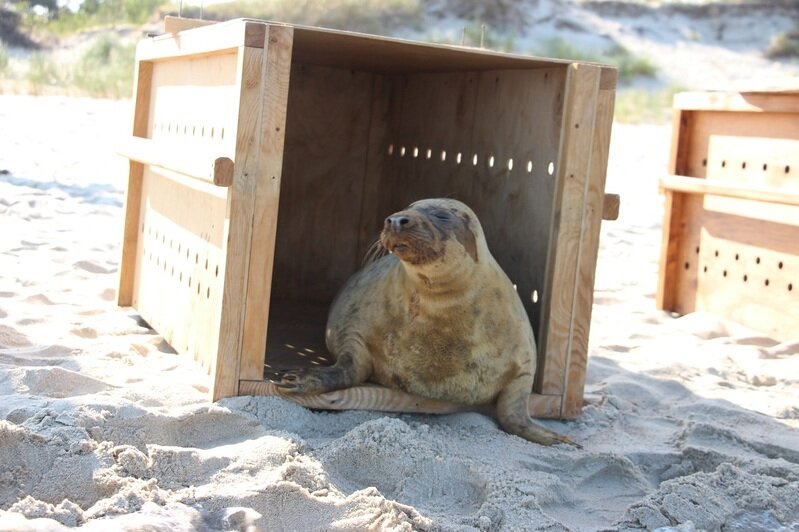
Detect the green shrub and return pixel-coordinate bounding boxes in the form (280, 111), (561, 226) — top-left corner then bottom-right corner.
(176, 0), (424, 36)
(613, 86), (684, 124)
(27, 52), (62, 88)
(766, 28), (799, 59)
(0, 43), (9, 74)
(535, 38), (657, 84)
(72, 35), (135, 97)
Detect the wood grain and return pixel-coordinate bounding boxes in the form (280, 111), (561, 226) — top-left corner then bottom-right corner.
(213, 43), (267, 400)
(538, 63), (600, 396)
(563, 82), (615, 418)
(137, 19), (266, 61)
(117, 60), (153, 307)
(239, 25), (294, 381)
(119, 136), (234, 187)
(661, 174), (799, 207)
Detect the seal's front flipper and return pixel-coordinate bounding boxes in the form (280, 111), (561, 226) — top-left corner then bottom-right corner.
(265, 352), (372, 396)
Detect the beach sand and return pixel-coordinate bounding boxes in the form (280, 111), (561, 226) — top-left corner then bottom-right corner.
(1, 7), (799, 526)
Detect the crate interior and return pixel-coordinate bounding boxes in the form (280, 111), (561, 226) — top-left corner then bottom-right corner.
(671, 107), (799, 338)
(264, 33), (569, 376)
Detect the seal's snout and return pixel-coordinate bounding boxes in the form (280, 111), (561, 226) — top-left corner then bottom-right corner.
(385, 214), (412, 231)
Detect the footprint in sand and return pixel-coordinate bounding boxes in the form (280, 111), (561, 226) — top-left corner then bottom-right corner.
(73, 261), (116, 274)
(70, 327), (98, 339)
(6, 366), (114, 398)
(322, 419), (487, 515)
(24, 294), (54, 305)
(0, 291), (17, 298)
(0, 324), (32, 348)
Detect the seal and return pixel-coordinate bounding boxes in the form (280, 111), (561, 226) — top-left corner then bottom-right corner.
(269, 198), (576, 446)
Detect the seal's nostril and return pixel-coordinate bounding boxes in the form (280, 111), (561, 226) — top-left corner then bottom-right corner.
(386, 215), (411, 228)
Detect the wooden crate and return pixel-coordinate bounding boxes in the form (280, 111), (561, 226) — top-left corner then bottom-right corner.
(658, 89), (799, 339)
(117, 17), (618, 419)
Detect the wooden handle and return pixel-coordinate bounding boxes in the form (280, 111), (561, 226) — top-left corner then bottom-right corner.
(661, 174), (799, 206)
(602, 193), (620, 221)
(119, 136), (234, 187)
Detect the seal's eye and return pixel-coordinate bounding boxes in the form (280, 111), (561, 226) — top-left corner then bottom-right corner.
(433, 211), (450, 220)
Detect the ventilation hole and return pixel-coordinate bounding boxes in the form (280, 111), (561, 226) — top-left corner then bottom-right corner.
(547, 162), (555, 175)
(779, 261), (784, 269)
(472, 154), (478, 166)
(206, 287), (210, 299)
(785, 165), (791, 174)
(695, 246), (700, 254)
(508, 158), (514, 171)
(440, 150), (447, 162)
(684, 262), (690, 270)
(163, 261), (167, 271)
(179, 272), (183, 282)
(765, 279), (769, 286)
(531, 290), (539, 304)
(789, 283), (794, 292)
(167, 123), (171, 133)
(211, 127), (215, 138)
(156, 257), (160, 266)
(205, 258), (209, 270)
(721, 160), (726, 168)
(195, 253), (199, 264)
(412, 147), (419, 158)
(743, 274), (748, 282)
(189, 277), (192, 287)
(756, 257), (761, 264)
(715, 250), (720, 257)
(456, 152), (462, 164)
(703, 266), (708, 273)
(215, 265), (219, 277)
(197, 283), (201, 295)
(171, 266), (175, 276)
(741, 161), (747, 169)
(400, 146), (406, 157)
(221, 128), (225, 140)
(735, 253), (739, 261)
(723, 270), (728, 277)
(183, 125), (187, 135)
(192, 126), (196, 136)
(387, 144), (394, 155)
(527, 161), (533, 173)
(763, 163), (768, 171)
(488, 155), (495, 168)
(426, 148), (432, 160)
(186, 249), (189, 259)
(201, 126), (205, 137)
(702, 158), (707, 167)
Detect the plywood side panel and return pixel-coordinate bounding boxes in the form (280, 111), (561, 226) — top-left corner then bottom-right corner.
(676, 200), (799, 339)
(240, 25), (294, 381)
(381, 67), (567, 345)
(539, 64), (600, 396)
(270, 64), (375, 303)
(132, 167), (228, 374)
(682, 111), (799, 180)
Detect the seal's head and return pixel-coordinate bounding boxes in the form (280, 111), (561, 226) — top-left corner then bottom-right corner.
(379, 198), (487, 281)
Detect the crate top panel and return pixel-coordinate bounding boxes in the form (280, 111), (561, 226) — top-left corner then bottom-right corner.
(152, 17), (617, 80)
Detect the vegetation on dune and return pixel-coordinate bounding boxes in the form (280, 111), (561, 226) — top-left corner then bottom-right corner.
(766, 26), (799, 59)
(536, 38), (658, 84)
(172, 0), (425, 36)
(613, 86), (685, 124)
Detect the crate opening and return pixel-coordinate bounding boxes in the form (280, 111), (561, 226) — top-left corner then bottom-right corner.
(263, 51), (569, 379)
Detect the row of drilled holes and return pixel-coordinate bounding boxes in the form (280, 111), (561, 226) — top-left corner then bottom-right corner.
(142, 225), (219, 299)
(702, 158), (792, 174)
(683, 247), (793, 292)
(387, 144), (556, 176)
(153, 121), (225, 140)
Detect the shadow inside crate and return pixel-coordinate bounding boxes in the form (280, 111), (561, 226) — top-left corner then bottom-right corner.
(264, 300), (335, 374)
